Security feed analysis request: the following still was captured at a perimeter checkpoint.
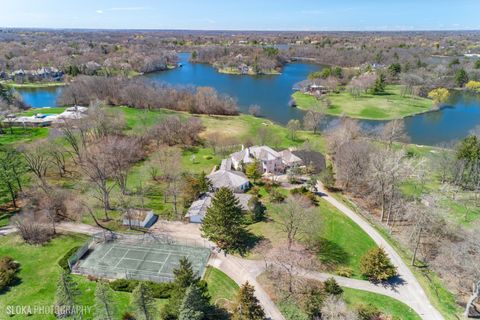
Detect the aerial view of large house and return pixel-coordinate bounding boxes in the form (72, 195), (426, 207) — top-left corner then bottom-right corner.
(230, 145), (303, 174)
(207, 159), (250, 192)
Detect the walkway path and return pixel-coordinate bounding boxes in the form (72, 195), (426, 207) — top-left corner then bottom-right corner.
(6, 216), (442, 320)
(316, 182), (444, 320)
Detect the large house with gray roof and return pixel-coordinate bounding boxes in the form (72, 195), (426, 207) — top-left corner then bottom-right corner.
(230, 145), (303, 174)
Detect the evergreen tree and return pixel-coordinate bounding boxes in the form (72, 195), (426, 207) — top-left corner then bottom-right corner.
(371, 73), (386, 94)
(324, 278), (343, 295)
(0, 83), (13, 104)
(131, 283), (156, 320)
(94, 282), (117, 320)
(232, 282), (266, 320)
(360, 247), (397, 282)
(455, 68), (469, 87)
(178, 284), (209, 320)
(55, 271), (81, 319)
(201, 187), (247, 252)
(162, 258), (210, 320)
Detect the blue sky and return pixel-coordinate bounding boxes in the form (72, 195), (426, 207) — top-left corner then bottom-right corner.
(1, 0), (479, 31)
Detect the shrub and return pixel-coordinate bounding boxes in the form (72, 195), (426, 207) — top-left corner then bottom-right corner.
(336, 266), (353, 278)
(0, 256), (20, 290)
(357, 304), (382, 320)
(360, 247), (397, 282)
(58, 246), (81, 271)
(109, 279), (173, 299)
(122, 312), (136, 320)
(324, 278), (343, 295)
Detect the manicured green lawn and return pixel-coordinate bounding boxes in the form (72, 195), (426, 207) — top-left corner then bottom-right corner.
(292, 85), (433, 120)
(277, 287), (421, 320)
(343, 287), (421, 320)
(331, 192), (463, 320)
(0, 234), (145, 319)
(0, 234), (235, 319)
(0, 127), (49, 146)
(249, 197), (377, 278)
(20, 107), (67, 116)
(5, 82), (66, 89)
(204, 266), (239, 304)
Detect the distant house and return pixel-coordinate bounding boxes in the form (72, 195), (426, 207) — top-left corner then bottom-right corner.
(122, 209), (157, 228)
(230, 145), (303, 174)
(306, 83), (328, 96)
(185, 192), (252, 223)
(207, 162), (250, 193)
(2, 106), (88, 127)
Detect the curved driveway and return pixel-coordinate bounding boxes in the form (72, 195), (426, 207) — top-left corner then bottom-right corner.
(316, 182), (444, 320)
(28, 206), (444, 320)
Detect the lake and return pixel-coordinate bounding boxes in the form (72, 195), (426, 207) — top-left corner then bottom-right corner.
(15, 53), (480, 146)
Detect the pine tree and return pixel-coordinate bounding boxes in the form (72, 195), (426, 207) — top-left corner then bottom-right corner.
(162, 258), (210, 319)
(455, 68), (469, 87)
(232, 282), (266, 320)
(360, 247), (397, 282)
(131, 283), (156, 320)
(201, 187), (247, 252)
(94, 282), (117, 320)
(55, 271), (81, 319)
(178, 284), (209, 320)
(371, 73), (386, 94)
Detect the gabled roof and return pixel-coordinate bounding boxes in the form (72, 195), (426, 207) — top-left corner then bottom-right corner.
(220, 158), (232, 171)
(279, 149), (303, 164)
(207, 169), (249, 190)
(185, 192), (252, 220)
(250, 146), (280, 161)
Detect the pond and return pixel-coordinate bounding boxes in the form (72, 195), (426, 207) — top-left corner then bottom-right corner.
(15, 53), (480, 146)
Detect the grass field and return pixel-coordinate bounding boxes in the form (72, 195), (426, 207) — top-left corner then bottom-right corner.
(331, 192), (463, 320)
(0, 127), (49, 146)
(0, 234), (117, 320)
(292, 85), (433, 120)
(0, 234), (238, 319)
(204, 266), (239, 304)
(249, 197), (377, 278)
(4, 82), (66, 89)
(275, 285), (421, 320)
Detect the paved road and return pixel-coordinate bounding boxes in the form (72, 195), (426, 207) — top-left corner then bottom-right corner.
(316, 182), (444, 320)
(5, 217), (443, 320)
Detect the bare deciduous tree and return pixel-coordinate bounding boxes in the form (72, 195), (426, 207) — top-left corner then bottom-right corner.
(273, 195), (317, 250)
(303, 110), (324, 134)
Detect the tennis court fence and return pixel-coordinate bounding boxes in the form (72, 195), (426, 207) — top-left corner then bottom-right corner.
(68, 230), (213, 283)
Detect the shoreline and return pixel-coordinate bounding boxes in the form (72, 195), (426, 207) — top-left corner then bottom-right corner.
(291, 90), (435, 121)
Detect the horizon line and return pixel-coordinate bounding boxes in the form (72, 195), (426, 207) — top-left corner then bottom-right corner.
(2, 27), (480, 33)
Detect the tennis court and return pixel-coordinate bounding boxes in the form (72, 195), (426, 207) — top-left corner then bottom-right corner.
(72, 233), (211, 282)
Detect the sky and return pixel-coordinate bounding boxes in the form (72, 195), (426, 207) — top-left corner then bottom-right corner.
(1, 0), (479, 31)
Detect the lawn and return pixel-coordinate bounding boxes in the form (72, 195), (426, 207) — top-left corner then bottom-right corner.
(331, 192), (463, 320)
(204, 266), (239, 304)
(0, 234), (238, 319)
(343, 287), (421, 320)
(20, 107), (67, 116)
(0, 127), (49, 146)
(249, 197), (377, 278)
(292, 85), (433, 120)
(0, 234), (137, 320)
(4, 82), (66, 89)
(276, 286), (421, 320)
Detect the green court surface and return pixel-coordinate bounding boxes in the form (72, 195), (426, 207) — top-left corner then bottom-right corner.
(75, 241), (211, 282)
